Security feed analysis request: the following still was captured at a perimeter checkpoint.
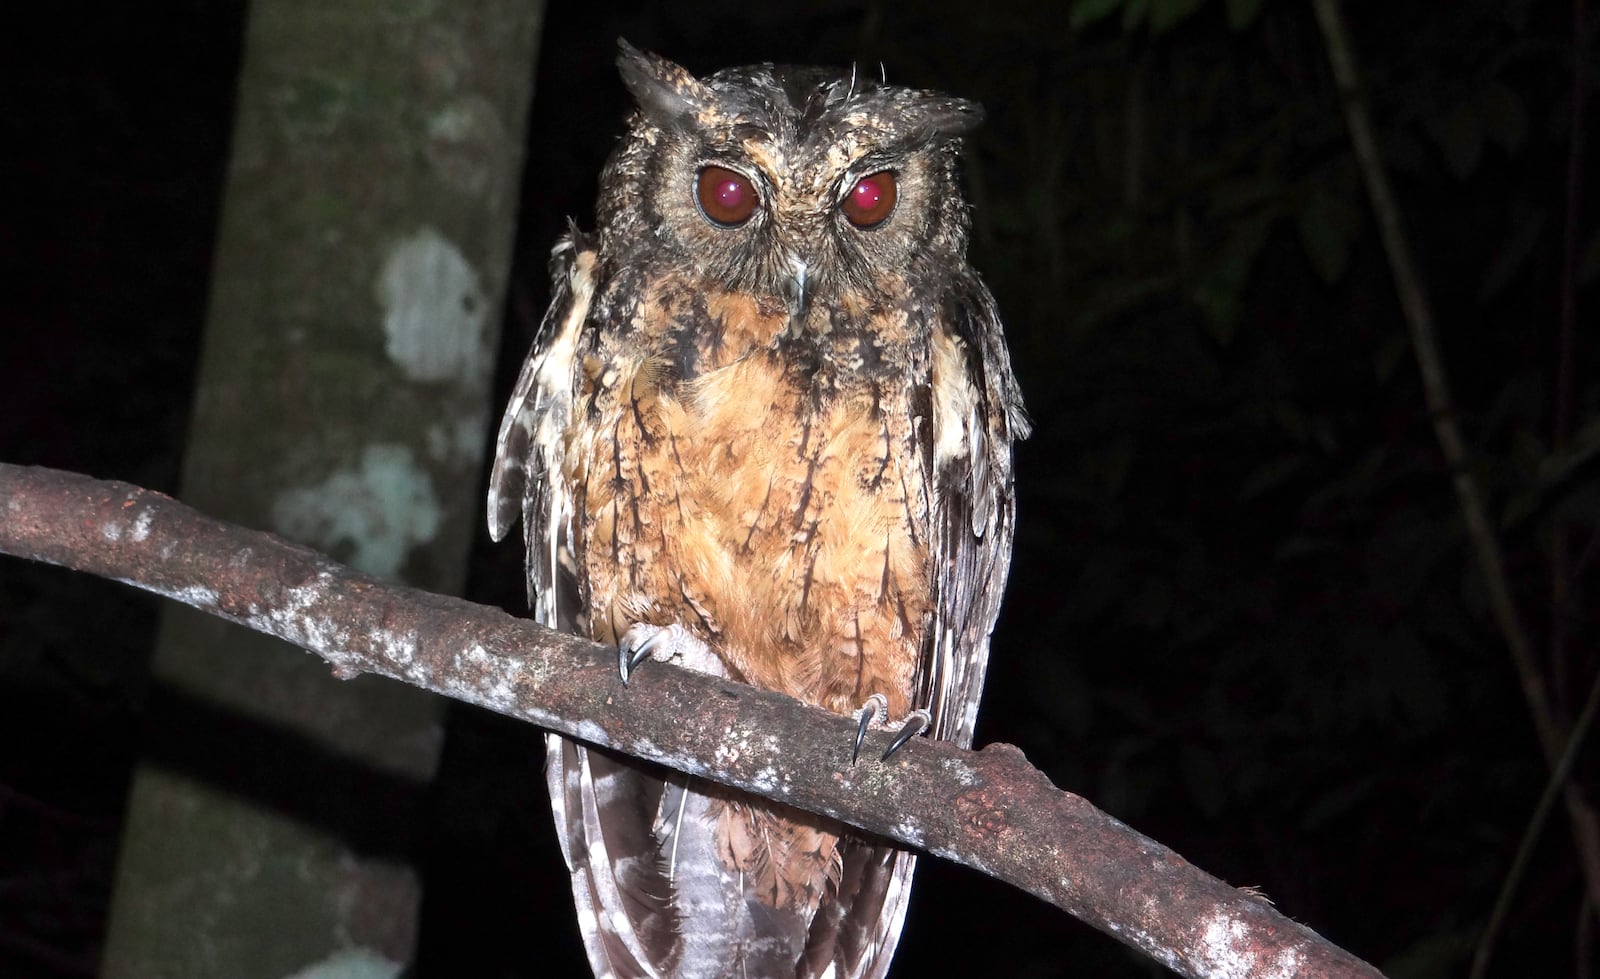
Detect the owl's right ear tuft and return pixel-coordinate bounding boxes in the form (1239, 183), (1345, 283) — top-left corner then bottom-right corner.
(616, 38), (713, 126)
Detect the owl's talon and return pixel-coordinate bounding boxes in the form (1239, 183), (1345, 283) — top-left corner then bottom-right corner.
(617, 622), (723, 687)
(619, 641), (653, 686)
(618, 623), (667, 685)
(851, 694), (889, 764)
(881, 708), (932, 761)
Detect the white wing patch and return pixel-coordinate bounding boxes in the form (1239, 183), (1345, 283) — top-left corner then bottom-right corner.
(487, 241), (596, 625)
(925, 327), (1000, 749)
(930, 331), (980, 469)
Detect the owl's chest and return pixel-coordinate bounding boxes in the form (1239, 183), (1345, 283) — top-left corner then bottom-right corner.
(566, 284), (933, 711)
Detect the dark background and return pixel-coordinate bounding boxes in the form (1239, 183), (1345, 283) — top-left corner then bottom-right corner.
(3, 1), (1597, 976)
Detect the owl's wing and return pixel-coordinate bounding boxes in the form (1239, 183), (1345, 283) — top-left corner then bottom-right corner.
(490, 235), (694, 978)
(920, 276), (1029, 749)
(487, 229), (597, 627)
(806, 280), (1027, 979)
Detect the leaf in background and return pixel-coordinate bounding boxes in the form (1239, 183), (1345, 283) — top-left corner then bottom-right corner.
(1579, 227), (1600, 285)
(1297, 188), (1363, 285)
(1370, 627), (1447, 730)
(1070, 274), (1175, 339)
(1424, 98), (1485, 180)
(1474, 208), (1546, 303)
(1274, 535), (1340, 560)
(1380, 931), (1475, 979)
(1381, 128), (1428, 175)
(1150, 0), (1205, 34)
(1553, 417), (1600, 484)
(1499, 428), (1546, 529)
(1375, 332), (1410, 383)
(1193, 214), (1273, 341)
(1299, 772), (1380, 831)
(1207, 173), (1285, 216)
(1514, 418), (1600, 528)
(1240, 454), (1309, 502)
(1121, 0), (1150, 31)
(1069, 0), (1124, 29)
(1131, 576), (1173, 631)
(1227, 0), (1267, 30)
(1477, 79), (1528, 156)
(1500, 486), (1541, 532)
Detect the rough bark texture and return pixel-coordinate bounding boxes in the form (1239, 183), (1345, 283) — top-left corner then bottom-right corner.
(94, 1), (544, 975)
(0, 463), (1383, 979)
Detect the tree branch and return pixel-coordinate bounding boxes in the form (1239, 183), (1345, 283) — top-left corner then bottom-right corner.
(0, 462), (1380, 978)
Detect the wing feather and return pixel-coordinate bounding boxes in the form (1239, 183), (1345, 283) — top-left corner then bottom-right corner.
(487, 229), (597, 623)
(920, 276), (1028, 749)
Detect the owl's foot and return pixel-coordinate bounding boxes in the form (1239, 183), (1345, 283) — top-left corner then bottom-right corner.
(617, 622), (724, 686)
(851, 694), (931, 763)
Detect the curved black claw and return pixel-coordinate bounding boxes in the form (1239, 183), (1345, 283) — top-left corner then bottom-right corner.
(851, 694), (888, 764)
(881, 709), (932, 761)
(618, 636), (655, 686)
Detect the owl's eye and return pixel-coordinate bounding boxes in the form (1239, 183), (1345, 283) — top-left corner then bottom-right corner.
(696, 166), (758, 227)
(841, 171), (897, 228)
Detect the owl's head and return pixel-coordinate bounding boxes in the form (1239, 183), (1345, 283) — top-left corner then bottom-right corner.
(598, 40), (984, 319)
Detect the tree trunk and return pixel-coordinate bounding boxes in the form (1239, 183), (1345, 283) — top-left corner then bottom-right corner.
(98, 2), (543, 975)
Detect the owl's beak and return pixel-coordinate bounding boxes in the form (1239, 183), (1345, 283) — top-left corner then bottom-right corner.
(784, 256), (810, 331)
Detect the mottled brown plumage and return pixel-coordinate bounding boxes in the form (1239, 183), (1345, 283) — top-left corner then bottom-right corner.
(489, 40), (1026, 979)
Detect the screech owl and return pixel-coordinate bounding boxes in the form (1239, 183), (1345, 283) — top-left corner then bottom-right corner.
(488, 40), (1027, 979)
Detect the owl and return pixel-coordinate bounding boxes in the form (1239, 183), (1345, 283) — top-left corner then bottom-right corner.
(488, 40), (1027, 979)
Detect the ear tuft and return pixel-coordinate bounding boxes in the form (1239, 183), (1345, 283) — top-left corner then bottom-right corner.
(616, 38), (713, 125)
(920, 97), (984, 138)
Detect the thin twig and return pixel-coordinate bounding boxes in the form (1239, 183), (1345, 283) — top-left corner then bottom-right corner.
(1470, 667), (1600, 979)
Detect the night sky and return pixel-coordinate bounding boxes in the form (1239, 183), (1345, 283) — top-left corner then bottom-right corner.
(2, 2), (1597, 977)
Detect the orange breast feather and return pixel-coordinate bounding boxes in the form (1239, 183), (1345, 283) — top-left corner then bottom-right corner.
(572, 284), (931, 719)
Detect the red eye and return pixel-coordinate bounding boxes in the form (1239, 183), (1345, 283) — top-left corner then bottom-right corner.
(696, 166), (757, 226)
(841, 171), (897, 228)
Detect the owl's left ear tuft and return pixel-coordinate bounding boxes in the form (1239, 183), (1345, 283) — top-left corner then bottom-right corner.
(617, 38), (713, 126)
(919, 97), (984, 139)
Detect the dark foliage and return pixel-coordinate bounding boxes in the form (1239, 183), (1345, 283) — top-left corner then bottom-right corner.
(1, 1), (1595, 977)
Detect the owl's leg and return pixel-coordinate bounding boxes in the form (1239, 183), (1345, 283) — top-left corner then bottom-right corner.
(617, 622), (726, 685)
(851, 694), (932, 763)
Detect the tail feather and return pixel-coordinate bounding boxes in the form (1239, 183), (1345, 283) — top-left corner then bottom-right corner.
(548, 736), (916, 978)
